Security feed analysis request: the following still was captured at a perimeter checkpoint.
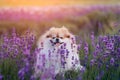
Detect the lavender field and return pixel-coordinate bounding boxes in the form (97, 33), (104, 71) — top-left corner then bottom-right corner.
(0, 5), (120, 35)
(0, 5), (120, 80)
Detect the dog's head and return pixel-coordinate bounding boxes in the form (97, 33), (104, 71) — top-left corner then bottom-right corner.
(45, 27), (74, 46)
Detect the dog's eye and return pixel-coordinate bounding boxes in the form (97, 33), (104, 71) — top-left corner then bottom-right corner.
(52, 37), (55, 39)
(46, 35), (49, 38)
(66, 35), (70, 38)
(60, 37), (63, 39)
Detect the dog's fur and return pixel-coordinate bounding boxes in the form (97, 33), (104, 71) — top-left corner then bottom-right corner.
(34, 27), (83, 79)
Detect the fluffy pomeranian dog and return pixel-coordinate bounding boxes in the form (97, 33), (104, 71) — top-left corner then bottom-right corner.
(34, 27), (83, 79)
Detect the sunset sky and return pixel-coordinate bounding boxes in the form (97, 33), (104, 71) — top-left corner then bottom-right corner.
(0, 0), (119, 7)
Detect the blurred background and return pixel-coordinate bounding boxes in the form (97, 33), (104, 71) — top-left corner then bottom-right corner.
(0, 0), (120, 37)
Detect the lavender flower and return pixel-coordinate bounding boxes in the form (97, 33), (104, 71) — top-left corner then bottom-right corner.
(90, 32), (95, 47)
(84, 42), (89, 55)
(90, 59), (96, 66)
(110, 57), (115, 66)
(18, 68), (25, 80)
(30, 75), (35, 80)
(0, 74), (3, 80)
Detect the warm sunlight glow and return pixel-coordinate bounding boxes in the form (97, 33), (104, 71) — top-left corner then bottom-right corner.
(0, 0), (119, 7)
(0, 0), (83, 7)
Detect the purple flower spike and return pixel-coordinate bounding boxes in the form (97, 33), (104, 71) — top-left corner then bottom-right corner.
(90, 59), (96, 66)
(0, 75), (3, 80)
(77, 44), (81, 51)
(60, 49), (65, 54)
(110, 58), (115, 66)
(18, 68), (25, 80)
(84, 42), (89, 55)
(30, 75), (35, 80)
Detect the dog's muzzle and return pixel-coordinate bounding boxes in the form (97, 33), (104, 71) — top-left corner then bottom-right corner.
(54, 38), (63, 45)
(56, 38), (59, 43)
(50, 38), (63, 46)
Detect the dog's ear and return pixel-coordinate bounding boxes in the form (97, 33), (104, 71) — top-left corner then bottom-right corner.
(61, 26), (69, 33)
(49, 27), (56, 31)
(46, 27), (55, 38)
(62, 26), (66, 28)
(61, 26), (71, 38)
(61, 26), (68, 30)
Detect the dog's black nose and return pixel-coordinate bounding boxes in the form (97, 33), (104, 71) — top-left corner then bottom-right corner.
(56, 38), (59, 43)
